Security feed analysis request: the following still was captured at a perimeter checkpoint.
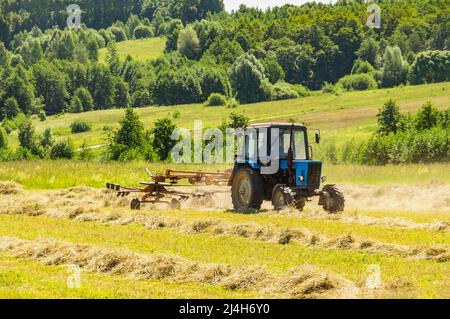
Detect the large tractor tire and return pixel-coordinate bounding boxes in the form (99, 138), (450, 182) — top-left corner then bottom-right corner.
(319, 185), (345, 214)
(232, 167), (264, 213)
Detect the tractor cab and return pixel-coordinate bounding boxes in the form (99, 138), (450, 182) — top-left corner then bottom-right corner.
(230, 123), (344, 213)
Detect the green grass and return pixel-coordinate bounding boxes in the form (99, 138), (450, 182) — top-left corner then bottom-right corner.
(0, 160), (449, 189)
(0, 215), (448, 298)
(6, 82), (447, 150)
(98, 38), (166, 63)
(0, 254), (254, 299)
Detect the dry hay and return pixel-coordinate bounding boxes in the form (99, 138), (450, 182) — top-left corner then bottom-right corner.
(0, 236), (357, 298)
(7, 200), (47, 216)
(0, 181), (23, 195)
(1, 201), (448, 263)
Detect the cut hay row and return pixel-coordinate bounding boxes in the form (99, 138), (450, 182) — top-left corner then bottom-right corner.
(2, 200), (448, 263)
(0, 181), (23, 195)
(0, 181), (450, 232)
(1, 181), (448, 231)
(283, 211), (450, 232)
(0, 236), (358, 299)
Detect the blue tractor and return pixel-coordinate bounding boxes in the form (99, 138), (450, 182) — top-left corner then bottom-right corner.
(229, 123), (345, 213)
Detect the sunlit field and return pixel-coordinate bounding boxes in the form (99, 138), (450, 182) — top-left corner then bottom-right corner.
(98, 37), (166, 63)
(5, 82), (446, 150)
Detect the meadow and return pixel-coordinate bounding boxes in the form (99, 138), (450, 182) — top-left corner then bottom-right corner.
(0, 160), (449, 189)
(5, 82), (447, 152)
(98, 37), (166, 63)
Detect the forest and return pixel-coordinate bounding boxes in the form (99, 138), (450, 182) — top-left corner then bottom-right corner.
(0, 0), (448, 162)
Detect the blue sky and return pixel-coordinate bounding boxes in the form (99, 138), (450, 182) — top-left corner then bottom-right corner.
(224, 0), (336, 12)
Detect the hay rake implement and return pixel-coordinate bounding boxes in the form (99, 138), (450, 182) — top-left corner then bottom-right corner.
(106, 169), (231, 210)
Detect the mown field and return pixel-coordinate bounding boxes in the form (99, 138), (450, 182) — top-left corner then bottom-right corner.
(0, 160), (449, 299)
(98, 37), (166, 63)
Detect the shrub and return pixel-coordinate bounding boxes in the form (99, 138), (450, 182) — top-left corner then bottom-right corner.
(70, 120), (91, 134)
(351, 59), (376, 75)
(321, 82), (342, 95)
(38, 128), (53, 149)
(0, 127), (8, 149)
(226, 98), (240, 109)
(337, 74), (378, 91)
(409, 51), (450, 85)
(108, 26), (127, 42)
(205, 93), (227, 106)
(134, 25), (154, 39)
(50, 139), (74, 159)
(415, 102), (440, 131)
(271, 82), (300, 101)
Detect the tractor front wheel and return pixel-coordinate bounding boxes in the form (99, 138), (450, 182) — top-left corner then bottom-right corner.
(319, 185), (345, 214)
(272, 184), (294, 211)
(232, 168), (264, 213)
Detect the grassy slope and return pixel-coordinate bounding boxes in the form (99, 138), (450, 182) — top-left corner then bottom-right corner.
(6, 82), (447, 150)
(98, 37), (166, 63)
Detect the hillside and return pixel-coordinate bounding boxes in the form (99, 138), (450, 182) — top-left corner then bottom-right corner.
(7, 82), (446, 150)
(98, 38), (166, 63)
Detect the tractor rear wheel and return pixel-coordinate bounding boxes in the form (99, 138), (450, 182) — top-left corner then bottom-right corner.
(232, 168), (264, 213)
(319, 185), (345, 214)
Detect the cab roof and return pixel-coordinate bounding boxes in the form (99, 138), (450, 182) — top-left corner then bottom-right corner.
(250, 122), (306, 129)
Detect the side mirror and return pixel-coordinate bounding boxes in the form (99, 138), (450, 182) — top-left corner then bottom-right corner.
(315, 132), (321, 144)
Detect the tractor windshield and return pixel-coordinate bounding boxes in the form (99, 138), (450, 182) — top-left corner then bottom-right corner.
(281, 129), (307, 160)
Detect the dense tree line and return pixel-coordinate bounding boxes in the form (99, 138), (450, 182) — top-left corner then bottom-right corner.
(0, 0), (224, 44)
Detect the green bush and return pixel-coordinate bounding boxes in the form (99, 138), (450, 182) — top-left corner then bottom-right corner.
(108, 26), (127, 42)
(271, 82), (299, 101)
(351, 59), (376, 75)
(50, 139), (74, 159)
(409, 51), (450, 85)
(205, 93), (227, 106)
(70, 120), (91, 134)
(226, 98), (240, 109)
(337, 74), (378, 91)
(321, 82), (343, 96)
(133, 25), (154, 39)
